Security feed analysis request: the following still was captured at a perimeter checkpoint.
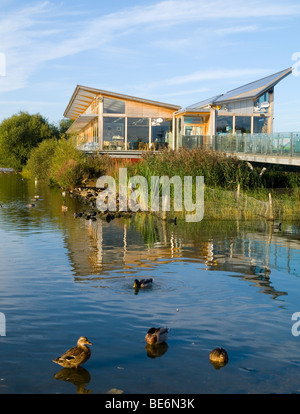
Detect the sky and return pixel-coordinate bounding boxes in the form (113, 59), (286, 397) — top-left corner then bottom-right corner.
(0, 0), (299, 132)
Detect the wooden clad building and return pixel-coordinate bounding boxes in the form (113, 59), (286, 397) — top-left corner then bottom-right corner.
(64, 68), (292, 154)
(64, 86), (180, 154)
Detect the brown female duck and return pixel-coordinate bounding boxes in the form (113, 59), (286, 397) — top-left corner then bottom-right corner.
(145, 327), (168, 345)
(52, 336), (92, 369)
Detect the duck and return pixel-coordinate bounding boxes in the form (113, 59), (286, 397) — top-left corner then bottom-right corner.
(133, 278), (153, 289)
(272, 222), (282, 230)
(145, 327), (168, 345)
(61, 201), (68, 212)
(52, 336), (92, 369)
(167, 217), (177, 225)
(209, 347), (229, 364)
(26, 203), (35, 208)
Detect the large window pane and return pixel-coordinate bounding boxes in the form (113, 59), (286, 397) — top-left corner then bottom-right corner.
(151, 120), (172, 150)
(184, 116), (207, 124)
(253, 117), (268, 133)
(235, 116), (251, 133)
(216, 116), (233, 133)
(103, 97), (125, 114)
(103, 117), (125, 150)
(127, 118), (149, 150)
(254, 92), (270, 113)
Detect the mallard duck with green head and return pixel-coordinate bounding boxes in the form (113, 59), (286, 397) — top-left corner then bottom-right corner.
(52, 336), (92, 369)
(133, 278), (153, 289)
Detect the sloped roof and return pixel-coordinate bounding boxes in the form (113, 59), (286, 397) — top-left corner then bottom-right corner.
(215, 67), (292, 103)
(176, 67), (292, 113)
(64, 85), (181, 120)
(177, 95), (222, 113)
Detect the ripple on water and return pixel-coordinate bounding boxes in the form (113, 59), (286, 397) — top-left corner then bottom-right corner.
(74, 272), (187, 295)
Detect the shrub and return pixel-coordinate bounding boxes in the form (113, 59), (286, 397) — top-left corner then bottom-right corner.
(22, 139), (58, 180)
(49, 139), (86, 189)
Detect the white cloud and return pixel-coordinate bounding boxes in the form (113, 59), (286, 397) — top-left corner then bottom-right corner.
(138, 68), (271, 93)
(0, 0), (299, 94)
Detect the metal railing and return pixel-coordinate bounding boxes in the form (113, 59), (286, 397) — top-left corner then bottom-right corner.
(181, 133), (300, 157)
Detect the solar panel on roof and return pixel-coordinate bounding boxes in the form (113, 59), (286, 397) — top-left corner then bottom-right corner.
(214, 68), (292, 102)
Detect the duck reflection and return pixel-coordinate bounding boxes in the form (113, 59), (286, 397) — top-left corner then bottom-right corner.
(145, 342), (168, 358)
(53, 367), (92, 394)
(209, 359), (228, 370)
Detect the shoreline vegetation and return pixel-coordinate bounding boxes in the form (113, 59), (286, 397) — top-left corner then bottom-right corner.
(0, 109), (298, 221)
(18, 139), (300, 221)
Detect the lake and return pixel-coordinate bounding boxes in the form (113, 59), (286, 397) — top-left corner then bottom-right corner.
(0, 172), (300, 394)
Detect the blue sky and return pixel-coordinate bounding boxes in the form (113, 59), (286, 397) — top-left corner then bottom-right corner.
(0, 0), (299, 131)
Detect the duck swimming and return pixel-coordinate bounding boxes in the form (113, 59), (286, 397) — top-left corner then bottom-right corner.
(145, 327), (168, 345)
(52, 336), (92, 369)
(61, 201), (68, 212)
(209, 347), (229, 364)
(133, 278), (153, 289)
(272, 222), (282, 230)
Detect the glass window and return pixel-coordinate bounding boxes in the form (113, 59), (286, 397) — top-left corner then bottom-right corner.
(253, 117), (268, 133)
(216, 116), (233, 133)
(184, 116), (207, 124)
(254, 92), (270, 113)
(103, 117), (125, 150)
(103, 97), (125, 114)
(235, 116), (251, 134)
(127, 118), (149, 150)
(151, 120), (172, 150)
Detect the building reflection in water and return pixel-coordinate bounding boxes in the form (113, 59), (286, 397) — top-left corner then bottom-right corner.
(64, 214), (300, 300)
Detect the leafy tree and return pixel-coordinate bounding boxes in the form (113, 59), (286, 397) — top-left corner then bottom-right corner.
(22, 139), (58, 180)
(0, 111), (57, 171)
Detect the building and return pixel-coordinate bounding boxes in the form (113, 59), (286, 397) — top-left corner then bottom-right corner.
(64, 86), (181, 154)
(64, 67), (292, 154)
(175, 67), (292, 150)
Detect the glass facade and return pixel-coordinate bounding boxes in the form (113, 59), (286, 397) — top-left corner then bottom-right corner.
(103, 97), (125, 114)
(253, 116), (268, 133)
(254, 92), (270, 112)
(235, 116), (251, 134)
(216, 116), (233, 133)
(103, 117), (125, 150)
(127, 118), (149, 150)
(151, 120), (172, 149)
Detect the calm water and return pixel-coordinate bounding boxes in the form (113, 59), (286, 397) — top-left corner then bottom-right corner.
(0, 173), (300, 394)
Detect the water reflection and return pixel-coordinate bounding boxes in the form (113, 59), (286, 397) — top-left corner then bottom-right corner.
(63, 211), (299, 301)
(1, 173), (300, 394)
(145, 343), (168, 358)
(1, 173), (299, 302)
(53, 368), (92, 394)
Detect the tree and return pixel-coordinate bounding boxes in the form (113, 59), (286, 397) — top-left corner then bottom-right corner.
(0, 111), (57, 171)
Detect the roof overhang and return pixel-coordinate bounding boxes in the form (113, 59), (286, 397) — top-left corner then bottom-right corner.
(67, 114), (98, 133)
(174, 108), (211, 116)
(64, 85), (181, 120)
